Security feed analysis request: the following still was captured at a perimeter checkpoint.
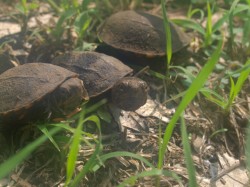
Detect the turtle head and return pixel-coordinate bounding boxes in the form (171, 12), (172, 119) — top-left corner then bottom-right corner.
(111, 77), (148, 111)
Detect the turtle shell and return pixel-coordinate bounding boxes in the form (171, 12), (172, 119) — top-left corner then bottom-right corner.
(98, 10), (190, 57)
(0, 63), (87, 126)
(52, 51), (133, 98)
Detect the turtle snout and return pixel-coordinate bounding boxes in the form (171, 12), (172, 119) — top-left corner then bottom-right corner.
(111, 77), (148, 111)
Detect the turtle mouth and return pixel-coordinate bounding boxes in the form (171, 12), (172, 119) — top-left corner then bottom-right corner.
(116, 96), (146, 111)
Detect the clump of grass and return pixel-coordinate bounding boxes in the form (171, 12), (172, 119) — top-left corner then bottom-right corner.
(65, 114), (102, 186)
(157, 40), (222, 184)
(172, 0), (250, 113)
(0, 126), (62, 179)
(201, 59), (250, 112)
(173, 0), (249, 50)
(15, 0), (39, 32)
(49, 0), (95, 48)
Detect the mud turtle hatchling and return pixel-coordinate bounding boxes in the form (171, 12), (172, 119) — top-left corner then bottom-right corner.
(0, 63), (88, 128)
(96, 10), (190, 69)
(52, 51), (148, 111)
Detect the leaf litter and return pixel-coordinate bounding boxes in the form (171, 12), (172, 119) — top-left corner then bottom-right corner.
(0, 1), (249, 186)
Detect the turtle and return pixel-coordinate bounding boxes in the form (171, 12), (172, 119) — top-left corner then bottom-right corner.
(52, 51), (148, 111)
(96, 10), (190, 69)
(0, 63), (88, 127)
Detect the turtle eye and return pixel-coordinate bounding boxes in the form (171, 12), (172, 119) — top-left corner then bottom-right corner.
(118, 84), (126, 92)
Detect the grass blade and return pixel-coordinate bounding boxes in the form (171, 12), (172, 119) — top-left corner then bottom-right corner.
(246, 121), (250, 172)
(172, 19), (205, 35)
(180, 115), (197, 186)
(200, 87), (227, 108)
(99, 151), (154, 168)
(69, 139), (101, 187)
(44, 0), (61, 13)
(69, 115), (101, 187)
(118, 168), (182, 187)
(158, 40), (223, 169)
(53, 8), (76, 39)
(38, 125), (61, 152)
(226, 59), (250, 111)
(0, 126), (62, 179)
(187, 7), (204, 20)
(160, 0), (172, 76)
(232, 60), (250, 97)
(65, 119), (84, 185)
(228, 0), (240, 54)
(212, 12), (229, 33)
(205, 1), (212, 46)
(161, 0), (172, 69)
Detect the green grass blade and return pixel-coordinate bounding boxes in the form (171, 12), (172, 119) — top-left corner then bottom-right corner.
(0, 126), (62, 179)
(99, 151), (154, 168)
(233, 59), (250, 95)
(209, 128), (228, 139)
(233, 3), (250, 14)
(228, 0), (240, 53)
(205, 1), (212, 46)
(81, 0), (92, 10)
(225, 63), (250, 77)
(65, 119), (84, 185)
(44, 0), (61, 13)
(180, 115), (197, 186)
(85, 98), (108, 114)
(200, 87), (227, 108)
(69, 140), (102, 187)
(74, 11), (92, 40)
(213, 2), (249, 33)
(72, 0), (79, 8)
(187, 7), (204, 20)
(158, 40), (223, 169)
(243, 11), (250, 45)
(148, 69), (168, 80)
(228, 76), (236, 107)
(66, 113), (100, 185)
(246, 121), (250, 172)
(228, 0), (240, 22)
(172, 19), (205, 35)
(69, 115), (101, 187)
(118, 168), (182, 187)
(170, 65), (197, 82)
(161, 0), (172, 71)
(51, 123), (98, 142)
(212, 12), (229, 33)
(53, 8), (77, 39)
(37, 125), (61, 152)
(50, 122), (75, 133)
(226, 59), (250, 111)
(237, 4), (250, 45)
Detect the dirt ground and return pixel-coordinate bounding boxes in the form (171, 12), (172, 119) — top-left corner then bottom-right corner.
(0, 1), (249, 186)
